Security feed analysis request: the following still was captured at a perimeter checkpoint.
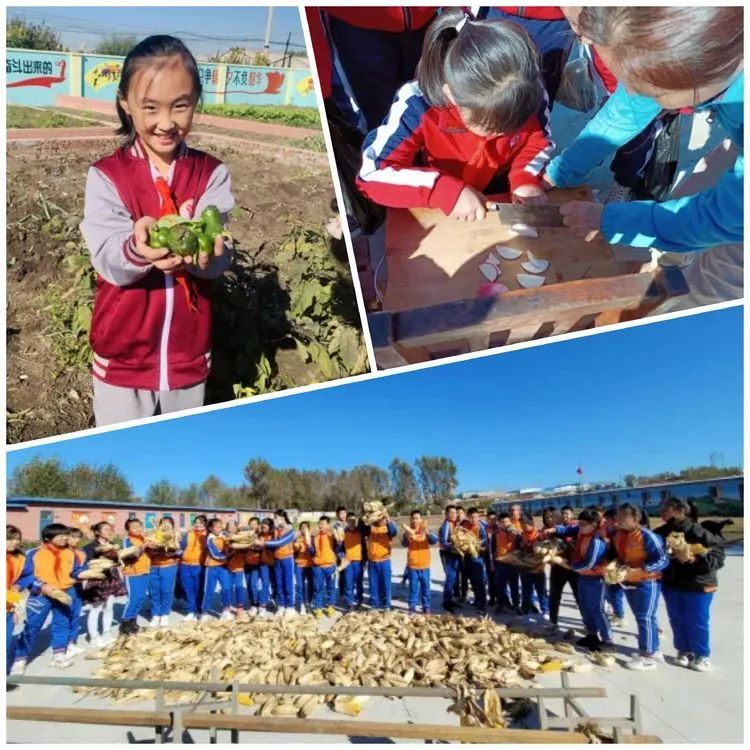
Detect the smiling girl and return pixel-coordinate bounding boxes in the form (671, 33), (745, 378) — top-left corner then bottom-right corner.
(80, 35), (235, 426)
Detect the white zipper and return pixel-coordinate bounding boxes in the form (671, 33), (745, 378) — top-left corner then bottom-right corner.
(159, 275), (174, 390)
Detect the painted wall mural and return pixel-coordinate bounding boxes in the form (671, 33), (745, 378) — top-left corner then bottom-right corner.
(7, 48), (318, 109)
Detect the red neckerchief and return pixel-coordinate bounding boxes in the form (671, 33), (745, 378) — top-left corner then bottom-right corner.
(153, 176), (198, 313)
(44, 542), (64, 583)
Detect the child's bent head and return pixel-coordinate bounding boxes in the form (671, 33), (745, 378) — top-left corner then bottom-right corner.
(417, 10), (542, 136)
(116, 35), (202, 157)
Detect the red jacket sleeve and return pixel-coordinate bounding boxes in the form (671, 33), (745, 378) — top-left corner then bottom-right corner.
(357, 82), (466, 214)
(507, 116), (553, 193)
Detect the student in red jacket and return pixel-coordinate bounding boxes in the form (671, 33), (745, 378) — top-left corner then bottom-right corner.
(322, 7), (438, 130)
(358, 10), (551, 222)
(80, 35), (234, 427)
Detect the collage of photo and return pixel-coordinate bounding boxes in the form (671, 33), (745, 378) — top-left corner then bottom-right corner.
(5, 3), (744, 745)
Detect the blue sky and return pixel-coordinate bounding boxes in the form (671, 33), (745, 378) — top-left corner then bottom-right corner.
(7, 308), (743, 497)
(8, 6), (306, 60)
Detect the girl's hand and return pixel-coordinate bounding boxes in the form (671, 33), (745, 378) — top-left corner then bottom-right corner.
(132, 216), (184, 272)
(560, 201), (604, 242)
(184, 232), (226, 271)
(540, 172), (556, 192)
(512, 185), (549, 205)
(449, 186), (488, 222)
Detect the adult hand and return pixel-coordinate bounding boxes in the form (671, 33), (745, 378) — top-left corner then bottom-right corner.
(511, 185), (549, 205)
(132, 216), (184, 273)
(560, 201), (604, 242)
(449, 186), (488, 222)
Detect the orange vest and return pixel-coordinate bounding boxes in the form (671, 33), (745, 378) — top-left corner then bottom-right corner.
(245, 543), (262, 567)
(367, 524), (393, 562)
(272, 527), (295, 560)
(571, 531), (606, 577)
(493, 527), (518, 559)
(260, 532), (275, 566)
(613, 528), (661, 582)
(343, 528), (363, 561)
(181, 530), (206, 566)
(148, 534), (178, 568)
(313, 531), (337, 567)
(226, 548), (246, 572)
(122, 535), (151, 576)
(7, 551), (26, 612)
(32, 544), (78, 589)
(510, 518), (523, 532)
(461, 520), (482, 538)
(294, 536), (314, 568)
(205, 534), (229, 568)
(521, 527), (539, 550)
(406, 526), (431, 570)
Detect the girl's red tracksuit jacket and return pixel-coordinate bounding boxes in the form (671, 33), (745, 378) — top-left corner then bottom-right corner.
(357, 81), (551, 213)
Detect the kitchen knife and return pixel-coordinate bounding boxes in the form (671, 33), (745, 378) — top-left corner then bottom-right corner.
(486, 202), (565, 227)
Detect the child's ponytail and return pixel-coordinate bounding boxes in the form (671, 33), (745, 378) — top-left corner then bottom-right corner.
(417, 9), (543, 135)
(115, 34), (202, 146)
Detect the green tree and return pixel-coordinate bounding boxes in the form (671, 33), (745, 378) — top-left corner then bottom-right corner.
(68, 462), (133, 501)
(7, 18), (63, 51)
(145, 480), (181, 505)
(93, 34), (138, 57)
(244, 459), (273, 506)
(415, 456), (458, 513)
(252, 51), (271, 66)
(389, 458), (419, 513)
(8, 456), (70, 497)
(623, 474), (637, 488)
(350, 464), (390, 501)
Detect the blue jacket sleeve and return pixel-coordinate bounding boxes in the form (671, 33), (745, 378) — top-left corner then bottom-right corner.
(179, 533), (188, 552)
(545, 84), (662, 187)
(601, 153), (744, 251)
(571, 536), (606, 572)
(439, 521), (453, 550)
(72, 551), (87, 579)
(307, 537), (316, 557)
(16, 554), (35, 591)
(401, 534), (410, 548)
(27, 548), (45, 595)
(264, 528), (296, 550)
(426, 531), (438, 545)
(387, 521), (398, 538)
(553, 524), (580, 538)
(642, 529), (669, 573)
(206, 535), (227, 561)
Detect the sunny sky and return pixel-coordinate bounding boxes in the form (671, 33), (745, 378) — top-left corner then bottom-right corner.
(6, 307), (743, 497)
(8, 6), (306, 61)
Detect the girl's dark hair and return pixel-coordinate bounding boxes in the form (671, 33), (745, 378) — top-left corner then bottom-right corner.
(319, 515), (330, 523)
(275, 509), (290, 524)
(159, 516), (175, 528)
(67, 527), (83, 538)
(116, 34), (202, 145)
(664, 497), (692, 517)
(207, 517), (223, 532)
(299, 521), (310, 531)
(577, 509), (599, 524)
(686, 500), (699, 523)
(521, 513), (535, 526)
(6, 525), (22, 541)
(639, 509), (651, 529)
(92, 521), (111, 536)
(617, 503), (640, 520)
(42, 523), (70, 541)
(249, 516), (260, 525)
(577, 7), (743, 94)
(124, 518), (142, 532)
(417, 10), (542, 134)
(261, 517), (274, 528)
(542, 507), (561, 527)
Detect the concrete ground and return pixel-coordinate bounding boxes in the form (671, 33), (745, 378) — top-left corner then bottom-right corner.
(7, 546), (742, 744)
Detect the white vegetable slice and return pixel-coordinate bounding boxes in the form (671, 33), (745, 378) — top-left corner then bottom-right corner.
(517, 273), (545, 288)
(486, 253), (502, 269)
(511, 222), (539, 239)
(495, 245), (523, 261)
(479, 262), (499, 282)
(521, 259), (549, 274)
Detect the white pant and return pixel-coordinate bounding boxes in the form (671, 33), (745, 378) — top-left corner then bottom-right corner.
(650, 139), (743, 314)
(93, 378), (206, 426)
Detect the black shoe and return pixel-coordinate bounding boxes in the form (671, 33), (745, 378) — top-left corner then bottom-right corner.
(577, 634), (602, 651)
(6, 683), (19, 692)
(119, 620), (135, 636)
(443, 601), (456, 613)
(515, 606), (524, 615)
(477, 608), (487, 616)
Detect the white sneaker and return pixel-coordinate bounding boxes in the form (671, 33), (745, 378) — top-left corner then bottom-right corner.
(159, 616), (170, 628)
(199, 613), (212, 623)
(690, 657), (711, 672)
(89, 636), (104, 649)
(258, 608), (270, 619)
(249, 606), (259, 616)
(100, 632), (117, 646)
(675, 651), (693, 667)
(9, 659), (26, 676)
(220, 610), (234, 622)
(274, 607), (286, 619)
(624, 655), (657, 672)
(283, 607), (296, 619)
(50, 652), (74, 669)
(183, 612), (197, 623)
(66, 643), (85, 657)
(651, 650), (665, 663)
(610, 616), (627, 627)
(147, 617), (160, 629)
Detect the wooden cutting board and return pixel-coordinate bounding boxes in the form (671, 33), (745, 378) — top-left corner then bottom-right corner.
(383, 187), (630, 312)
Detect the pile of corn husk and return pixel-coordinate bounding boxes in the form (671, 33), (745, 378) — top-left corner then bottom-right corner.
(95, 542), (120, 555)
(80, 612), (589, 722)
(602, 560), (628, 585)
(665, 532), (708, 560)
(452, 526), (483, 558)
(46, 587), (72, 606)
(118, 546), (140, 561)
(499, 539), (569, 571)
(229, 530), (258, 550)
(144, 529), (178, 553)
(362, 500), (391, 526)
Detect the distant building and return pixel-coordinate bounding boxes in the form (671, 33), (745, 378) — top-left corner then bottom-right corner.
(6, 497), (275, 540)
(489, 475), (743, 516)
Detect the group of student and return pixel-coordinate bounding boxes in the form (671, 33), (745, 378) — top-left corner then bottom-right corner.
(438, 497), (725, 672)
(310, 5), (743, 313)
(6, 495), (725, 677)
